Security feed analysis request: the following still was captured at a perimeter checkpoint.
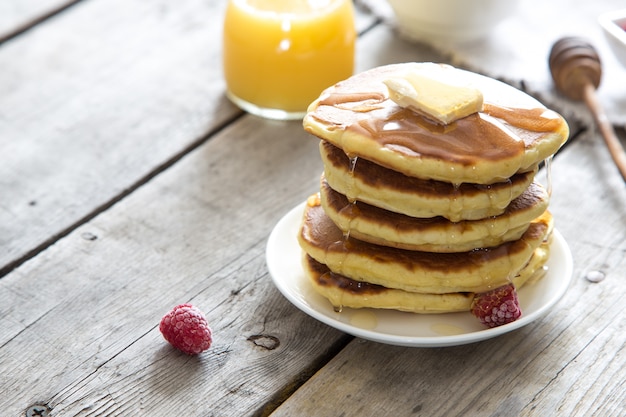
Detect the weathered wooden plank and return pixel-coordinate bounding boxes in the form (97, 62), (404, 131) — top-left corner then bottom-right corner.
(0, 0), (77, 42)
(0, 114), (351, 416)
(0, 0), (376, 276)
(268, 128), (626, 417)
(0, 0), (241, 274)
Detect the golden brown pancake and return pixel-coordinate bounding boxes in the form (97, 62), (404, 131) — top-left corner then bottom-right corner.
(320, 177), (550, 252)
(303, 254), (473, 313)
(302, 238), (550, 313)
(304, 62), (569, 185)
(297, 195), (554, 294)
(321, 140), (537, 221)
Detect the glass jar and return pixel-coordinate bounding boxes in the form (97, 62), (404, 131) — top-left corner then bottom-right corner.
(222, 0), (356, 120)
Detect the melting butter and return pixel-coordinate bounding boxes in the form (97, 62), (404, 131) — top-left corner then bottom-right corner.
(384, 71), (483, 125)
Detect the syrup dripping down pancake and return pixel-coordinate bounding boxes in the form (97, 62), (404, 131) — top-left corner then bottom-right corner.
(320, 140), (537, 222)
(319, 176), (550, 253)
(304, 63), (569, 185)
(297, 195), (553, 294)
(302, 239), (550, 314)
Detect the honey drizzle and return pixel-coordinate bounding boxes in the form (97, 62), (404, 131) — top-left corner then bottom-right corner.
(544, 156), (553, 197)
(340, 152), (360, 241)
(315, 90), (564, 169)
(332, 150), (364, 314)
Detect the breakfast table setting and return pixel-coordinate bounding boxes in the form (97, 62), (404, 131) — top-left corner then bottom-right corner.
(1, 0), (625, 416)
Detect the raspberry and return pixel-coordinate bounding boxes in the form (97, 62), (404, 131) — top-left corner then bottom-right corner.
(470, 284), (521, 328)
(159, 304), (212, 354)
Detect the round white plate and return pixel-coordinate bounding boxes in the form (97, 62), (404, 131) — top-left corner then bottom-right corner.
(266, 202), (573, 347)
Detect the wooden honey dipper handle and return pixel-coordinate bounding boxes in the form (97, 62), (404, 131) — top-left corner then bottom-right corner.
(549, 37), (626, 183)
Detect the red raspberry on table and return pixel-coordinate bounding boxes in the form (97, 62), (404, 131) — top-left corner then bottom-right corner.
(470, 284), (521, 328)
(159, 303), (213, 354)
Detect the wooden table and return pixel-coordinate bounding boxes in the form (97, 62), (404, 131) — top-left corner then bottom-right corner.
(1, 1), (624, 416)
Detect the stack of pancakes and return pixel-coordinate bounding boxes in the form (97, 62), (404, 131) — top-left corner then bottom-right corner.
(297, 63), (569, 316)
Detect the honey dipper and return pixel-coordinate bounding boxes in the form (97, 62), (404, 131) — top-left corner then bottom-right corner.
(549, 37), (626, 182)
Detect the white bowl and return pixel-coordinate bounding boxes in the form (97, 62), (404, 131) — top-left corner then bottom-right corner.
(386, 0), (519, 43)
(599, 9), (626, 67)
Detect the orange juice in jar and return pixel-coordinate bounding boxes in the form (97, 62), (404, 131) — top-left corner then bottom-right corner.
(223, 0), (355, 120)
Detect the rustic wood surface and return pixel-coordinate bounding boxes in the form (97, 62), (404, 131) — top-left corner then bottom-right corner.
(0, 0), (79, 42)
(0, 0), (375, 275)
(0, 0), (624, 416)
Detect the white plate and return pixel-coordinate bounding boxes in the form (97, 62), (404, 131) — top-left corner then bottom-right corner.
(266, 202), (573, 347)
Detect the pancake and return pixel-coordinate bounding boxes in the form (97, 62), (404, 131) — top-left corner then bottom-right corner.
(320, 177), (550, 252)
(304, 62), (569, 185)
(303, 254), (473, 313)
(302, 238), (550, 314)
(297, 194), (554, 294)
(320, 140), (537, 221)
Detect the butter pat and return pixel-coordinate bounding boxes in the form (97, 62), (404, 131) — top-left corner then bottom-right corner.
(384, 71), (483, 125)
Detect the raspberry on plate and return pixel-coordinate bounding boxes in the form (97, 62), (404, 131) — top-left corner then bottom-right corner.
(470, 284), (521, 328)
(159, 303), (213, 354)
